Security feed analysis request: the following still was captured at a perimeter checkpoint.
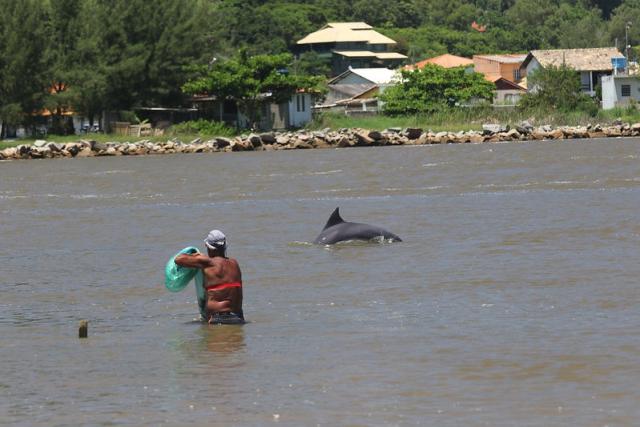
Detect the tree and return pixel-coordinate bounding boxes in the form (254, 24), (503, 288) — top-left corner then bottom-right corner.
(44, 0), (84, 134)
(0, 0), (49, 138)
(380, 64), (495, 115)
(182, 52), (325, 129)
(520, 63), (598, 113)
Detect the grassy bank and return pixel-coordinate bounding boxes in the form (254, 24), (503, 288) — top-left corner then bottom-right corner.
(4, 106), (640, 151)
(308, 107), (640, 133)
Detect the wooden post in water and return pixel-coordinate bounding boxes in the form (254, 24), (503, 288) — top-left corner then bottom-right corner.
(79, 320), (88, 338)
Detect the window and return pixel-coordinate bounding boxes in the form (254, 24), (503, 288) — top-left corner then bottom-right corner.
(296, 94), (306, 112)
(513, 68), (521, 81)
(621, 84), (631, 97)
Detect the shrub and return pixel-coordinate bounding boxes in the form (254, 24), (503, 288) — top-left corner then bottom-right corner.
(168, 119), (235, 137)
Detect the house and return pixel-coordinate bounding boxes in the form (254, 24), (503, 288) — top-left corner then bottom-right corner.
(473, 54), (528, 83)
(601, 74), (640, 109)
(600, 59), (640, 109)
(486, 76), (526, 105)
(192, 91), (315, 130)
(520, 47), (624, 96)
(405, 53), (474, 71)
(325, 68), (400, 105)
(295, 22), (407, 76)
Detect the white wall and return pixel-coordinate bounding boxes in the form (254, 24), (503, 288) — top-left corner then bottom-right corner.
(494, 90), (523, 105)
(525, 58), (542, 92)
(601, 75), (640, 110)
(288, 93), (313, 128)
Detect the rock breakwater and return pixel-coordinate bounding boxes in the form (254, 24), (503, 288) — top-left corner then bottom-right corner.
(2, 123), (640, 161)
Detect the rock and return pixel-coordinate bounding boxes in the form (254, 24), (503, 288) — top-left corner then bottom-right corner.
(214, 137), (231, 149)
(505, 128), (521, 140)
(405, 128), (423, 140)
(613, 117), (623, 126)
(604, 127), (622, 137)
(516, 121), (533, 134)
(260, 133), (276, 144)
(434, 131), (448, 143)
(231, 139), (252, 151)
(247, 134), (262, 148)
(2, 147), (17, 158)
(368, 130), (383, 141)
(34, 139), (48, 148)
(91, 141), (107, 151)
(541, 125), (553, 132)
(76, 146), (94, 157)
(47, 142), (62, 152)
(549, 129), (564, 139)
(293, 140), (312, 149)
(411, 133), (426, 145)
(355, 132), (374, 146)
(190, 138), (201, 145)
(482, 124), (505, 134)
(469, 133), (485, 144)
(337, 137), (354, 148)
(385, 127), (402, 133)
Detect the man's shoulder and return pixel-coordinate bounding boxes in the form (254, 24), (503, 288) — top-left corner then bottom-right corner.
(224, 257), (240, 266)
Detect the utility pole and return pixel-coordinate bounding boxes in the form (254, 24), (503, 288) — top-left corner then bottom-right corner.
(625, 21), (632, 69)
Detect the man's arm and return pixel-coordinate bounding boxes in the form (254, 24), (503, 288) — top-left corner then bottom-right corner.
(175, 253), (213, 269)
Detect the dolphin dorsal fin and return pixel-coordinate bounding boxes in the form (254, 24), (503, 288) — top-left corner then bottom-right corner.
(323, 207), (345, 230)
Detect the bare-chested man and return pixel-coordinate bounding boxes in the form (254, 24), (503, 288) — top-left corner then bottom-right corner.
(175, 230), (244, 324)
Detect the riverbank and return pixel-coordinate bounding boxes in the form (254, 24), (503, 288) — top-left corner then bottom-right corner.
(2, 122), (640, 161)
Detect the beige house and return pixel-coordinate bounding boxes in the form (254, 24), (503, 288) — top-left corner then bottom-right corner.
(295, 22), (407, 76)
(521, 47), (624, 96)
(473, 54), (527, 83)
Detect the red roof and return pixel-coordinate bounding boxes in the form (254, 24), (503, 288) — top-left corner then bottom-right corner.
(406, 54), (474, 70)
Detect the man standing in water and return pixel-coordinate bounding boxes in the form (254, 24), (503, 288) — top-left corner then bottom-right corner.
(175, 230), (244, 324)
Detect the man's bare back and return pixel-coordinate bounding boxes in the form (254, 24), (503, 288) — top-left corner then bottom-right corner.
(174, 230), (244, 324)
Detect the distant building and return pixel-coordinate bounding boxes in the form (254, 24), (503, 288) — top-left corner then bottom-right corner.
(600, 59), (640, 110)
(192, 91), (315, 130)
(473, 54), (528, 84)
(485, 76), (526, 105)
(317, 68), (400, 114)
(405, 54), (474, 71)
(521, 47), (624, 96)
(325, 68), (400, 105)
(295, 22), (407, 76)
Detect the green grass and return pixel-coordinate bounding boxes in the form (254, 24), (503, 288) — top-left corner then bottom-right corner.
(309, 107), (640, 133)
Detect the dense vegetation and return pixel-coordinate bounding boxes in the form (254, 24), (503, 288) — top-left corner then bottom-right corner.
(1, 0), (639, 137)
(380, 65), (495, 115)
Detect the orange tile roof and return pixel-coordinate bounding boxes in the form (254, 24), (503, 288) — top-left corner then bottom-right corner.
(406, 54), (474, 70)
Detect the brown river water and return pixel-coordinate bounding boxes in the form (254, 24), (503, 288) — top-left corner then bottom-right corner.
(1, 138), (639, 426)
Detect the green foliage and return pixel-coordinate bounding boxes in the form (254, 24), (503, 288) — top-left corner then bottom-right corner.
(380, 65), (495, 115)
(520, 64), (599, 115)
(0, 0), (49, 137)
(182, 52), (325, 127)
(168, 120), (236, 137)
(0, 0), (635, 139)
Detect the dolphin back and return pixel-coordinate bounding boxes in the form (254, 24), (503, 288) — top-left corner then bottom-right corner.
(321, 207), (345, 230)
(314, 207), (402, 244)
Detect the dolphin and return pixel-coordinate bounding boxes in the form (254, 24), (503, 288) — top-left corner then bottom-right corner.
(313, 207), (402, 245)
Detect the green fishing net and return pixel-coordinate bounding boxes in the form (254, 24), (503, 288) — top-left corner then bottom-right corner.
(165, 246), (206, 317)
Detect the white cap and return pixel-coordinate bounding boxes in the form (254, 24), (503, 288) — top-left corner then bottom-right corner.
(204, 229), (227, 250)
